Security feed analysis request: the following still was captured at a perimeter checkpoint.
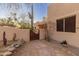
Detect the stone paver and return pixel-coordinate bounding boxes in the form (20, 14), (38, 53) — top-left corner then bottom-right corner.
(12, 40), (79, 56)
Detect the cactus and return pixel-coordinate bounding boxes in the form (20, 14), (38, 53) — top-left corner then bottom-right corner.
(3, 31), (7, 46)
(13, 33), (16, 41)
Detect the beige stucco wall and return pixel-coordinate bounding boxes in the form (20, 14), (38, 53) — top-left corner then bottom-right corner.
(0, 26), (30, 42)
(39, 29), (45, 40)
(48, 3), (79, 48)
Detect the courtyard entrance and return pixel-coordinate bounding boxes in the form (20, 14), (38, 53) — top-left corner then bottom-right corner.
(30, 30), (39, 41)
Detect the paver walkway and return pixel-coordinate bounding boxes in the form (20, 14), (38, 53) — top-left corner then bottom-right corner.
(13, 40), (79, 56)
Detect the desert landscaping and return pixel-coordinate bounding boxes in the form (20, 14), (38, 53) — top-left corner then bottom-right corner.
(0, 3), (79, 56)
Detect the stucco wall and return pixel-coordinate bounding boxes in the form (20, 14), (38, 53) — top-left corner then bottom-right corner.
(48, 3), (79, 48)
(0, 26), (30, 42)
(39, 29), (45, 40)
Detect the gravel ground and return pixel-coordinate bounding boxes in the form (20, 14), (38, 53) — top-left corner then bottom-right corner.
(12, 40), (79, 56)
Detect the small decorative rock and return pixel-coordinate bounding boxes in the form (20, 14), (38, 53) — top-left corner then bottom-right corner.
(14, 44), (20, 48)
(11, 43), (18, 47)
(3, 51), (12, 56)
(7, 47), (16, 52)
(11, 42), (21, 48)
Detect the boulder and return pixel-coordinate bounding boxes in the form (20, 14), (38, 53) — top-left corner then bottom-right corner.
(13, 44), (20, 48)
(3, 51), (12, 56)
(10, 41), (21, 48)
(11, 42), (18, 47)
(6, 46), (16, 52)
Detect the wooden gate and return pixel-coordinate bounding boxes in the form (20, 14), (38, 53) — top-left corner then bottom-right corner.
(30, 30), (39, 40)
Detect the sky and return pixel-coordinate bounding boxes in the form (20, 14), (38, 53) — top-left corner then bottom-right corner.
(0, 3), (48, 22)
(33, 3), (48, 22)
